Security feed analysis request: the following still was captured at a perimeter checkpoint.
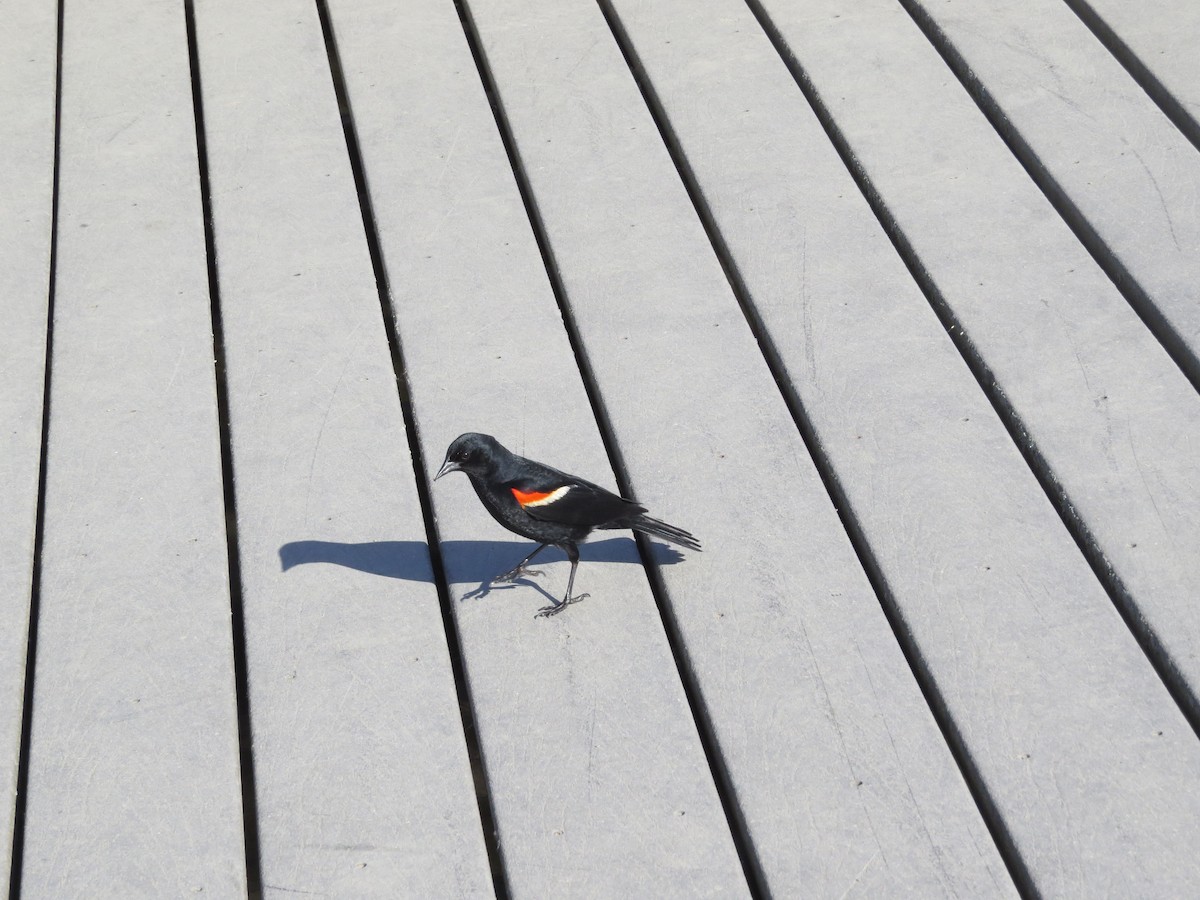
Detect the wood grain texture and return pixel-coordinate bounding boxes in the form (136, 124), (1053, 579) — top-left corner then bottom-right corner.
(20, 0), (246, 895)
(190, 1), (494, 896)
(906, 0), (1200, 380)
(1067, 0), (1200, 131)
(7, 0), (1198, 892)
(754, 0), (1200, 893)
(323, 0), (751, 895)
(462, 0), (1019, 894)
(0, 1), (57, 892)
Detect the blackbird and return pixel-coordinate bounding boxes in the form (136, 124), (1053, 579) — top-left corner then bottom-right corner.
(434, 432), (700, 616)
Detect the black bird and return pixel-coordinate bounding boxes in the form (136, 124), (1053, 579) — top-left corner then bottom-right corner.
(434, 432), (700, 617)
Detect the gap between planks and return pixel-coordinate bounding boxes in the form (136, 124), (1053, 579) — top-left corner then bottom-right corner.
(604, 0), (1037, 895)
(896, 0), (1200, 398)
(1061, 0), (1200, 155)
(453, 0), (769, 894)
(314, 1), (510, 895)
(183, 0), (264, 894)
(887, 0), (1200, 737)
(743, 0), (1200, 748)
(7, 0), (65, 895)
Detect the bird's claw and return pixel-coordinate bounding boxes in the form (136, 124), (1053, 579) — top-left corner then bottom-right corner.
(535, 593), (589, 619)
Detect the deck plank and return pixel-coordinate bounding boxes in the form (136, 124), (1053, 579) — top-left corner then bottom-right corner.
(906, 0), (1200, 382)
(461, 0), (1021, 894)
(323, 1), (751, 895)
(4, 1), (1199, 892)
(1064, 0), (1200, 144)
(189, 1), (494, 896)
(20, 0), (246, 894)
(0, 1), (57, 892)
(753, 0), (1200, 894)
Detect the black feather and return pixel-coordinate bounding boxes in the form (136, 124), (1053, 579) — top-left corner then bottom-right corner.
(621, 514), (703, 553)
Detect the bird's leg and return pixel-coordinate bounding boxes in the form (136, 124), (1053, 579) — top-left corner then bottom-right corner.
(536, 544), (589, 618)
(495, 543), (549, 584)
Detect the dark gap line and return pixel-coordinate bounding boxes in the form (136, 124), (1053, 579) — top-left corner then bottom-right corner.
(749, 0), (1200, 855)
(895, 0), (1200, 737)
(453, 0), (768, 896)
(897, 0), (1200, 398)
(739, 0), (1049, 895)
(8, 1), (65, 896)
(1061, 0), (1200, 155)
(183, 3), (264, 896)
(608, 0), (1042, 889)
(312, 2), (509, 896)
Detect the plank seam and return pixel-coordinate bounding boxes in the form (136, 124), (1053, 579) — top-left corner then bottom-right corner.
(897, 0), (1200, 397)
(7, 2), (64, 895)
(745, 0), (1200, 743)
(183, 3), (264, 894)
(312, 3), (510, 896)
(452, 1), (767, 895)
(893, 0), (1200, 736)
(1060, 0), (1200, 155)
(722, 0), (1068, 894)
(183, 5), (268, 897)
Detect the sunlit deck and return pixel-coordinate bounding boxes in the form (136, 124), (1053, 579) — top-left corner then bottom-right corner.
(3, 0), (1200, 896)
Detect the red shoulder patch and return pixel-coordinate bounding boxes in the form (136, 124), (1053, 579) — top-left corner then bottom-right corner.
(512, 488), (553, 506)
(512, 486), (570, 507)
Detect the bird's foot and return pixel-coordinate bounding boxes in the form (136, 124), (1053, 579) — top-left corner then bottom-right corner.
(495, 564), (544, 584)
(535, 592), (589, 619)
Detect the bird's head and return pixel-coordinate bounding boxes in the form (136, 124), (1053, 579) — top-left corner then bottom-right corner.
(434, 432), (503, 481)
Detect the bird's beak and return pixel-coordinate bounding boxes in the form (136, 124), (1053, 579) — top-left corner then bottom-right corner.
(433, 458), (460, 481)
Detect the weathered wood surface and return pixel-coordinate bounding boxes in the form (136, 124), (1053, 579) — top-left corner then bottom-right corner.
(1065, 0), (1200, 144)
(904, 0), (1200, 388)
(4, 0), (1200, 895)
(191, 1), (494, 896)
(892, 1), (1200, 700)
(18, 0), (246, 895)
(619, 0), (1200, 897)
(460, 0), (1015, 894)
(326, 0), (750, 894)
(752, 0), (1200, 894)
(0, 2), (57, 893)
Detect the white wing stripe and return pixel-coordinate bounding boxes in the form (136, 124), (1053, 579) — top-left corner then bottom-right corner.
(523, 485), (572, 507)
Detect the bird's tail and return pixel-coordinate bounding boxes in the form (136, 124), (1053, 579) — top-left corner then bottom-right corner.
(630, 515), (702, 552)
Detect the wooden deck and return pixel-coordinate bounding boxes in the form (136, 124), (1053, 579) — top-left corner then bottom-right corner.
(4, 0), (1200, 896)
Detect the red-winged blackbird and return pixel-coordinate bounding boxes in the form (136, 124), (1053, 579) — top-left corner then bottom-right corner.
(434, 432), (701, 617)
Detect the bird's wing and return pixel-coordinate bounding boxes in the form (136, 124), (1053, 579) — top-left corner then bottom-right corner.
(508, 470), (643, 527)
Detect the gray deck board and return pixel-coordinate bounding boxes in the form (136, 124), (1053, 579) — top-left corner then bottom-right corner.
(465, 0), (1017, 894)
(1067, 0), (1200, 139)
(19, 1), (246, 895)
(908, 0), (1200, 379)
(190, 2), (494, 896)
(5, 1), (1200, 894)
(0, 2), (56, 892)
(324, 1), (749, 895)
(754, 0), (1200, 894)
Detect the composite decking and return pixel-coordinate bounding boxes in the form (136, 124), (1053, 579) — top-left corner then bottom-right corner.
(3, 0), (1200, 896)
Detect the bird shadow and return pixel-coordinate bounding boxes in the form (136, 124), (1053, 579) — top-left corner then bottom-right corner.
(279, 537), (684, 605)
